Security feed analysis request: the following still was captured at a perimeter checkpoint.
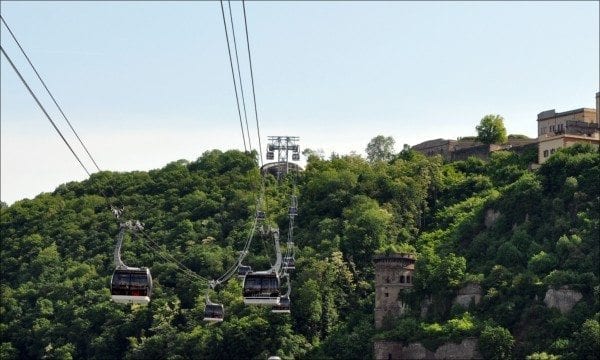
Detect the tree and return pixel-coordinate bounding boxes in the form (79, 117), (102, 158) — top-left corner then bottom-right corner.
(479, 325), (515, 359)
(476, 114), (507, 144)
(574, 319), (600, 359)
(366, 135), (395, 162)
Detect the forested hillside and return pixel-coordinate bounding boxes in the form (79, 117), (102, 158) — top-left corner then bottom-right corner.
(1, 145), (598, 359)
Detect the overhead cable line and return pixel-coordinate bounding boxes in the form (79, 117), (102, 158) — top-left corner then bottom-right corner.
(1, 15), (102, 173)
(1, 40), (204, 285)
(219, 0), (248, 152)
(0, 15), (131, 218)
(0, 46), (92, 177)
(242, 0), (264, 166)
(227, 0), (252, 151)
(1, 25), (210, 288)
(138, 232), (209, 284)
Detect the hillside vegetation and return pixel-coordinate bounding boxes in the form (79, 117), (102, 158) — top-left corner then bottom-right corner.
(1, 144), (598, 359)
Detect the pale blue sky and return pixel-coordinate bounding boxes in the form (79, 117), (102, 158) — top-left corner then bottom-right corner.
(1, 1), (598, 204)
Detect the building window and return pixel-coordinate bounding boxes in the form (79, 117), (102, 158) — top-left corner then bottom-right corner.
(385, 276), (390, 284)
(400, 275), (405, 283)
(543, 150), (549, 157)
(406, 276), (411, 283)
(384, 292), (389, 297)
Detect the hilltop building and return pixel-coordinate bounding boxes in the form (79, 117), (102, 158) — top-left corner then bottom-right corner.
(373, 253), (416, 329)
(260, 162), (303, 178)
(412, 138), (536, 162)
(536, 93), (599, 164)
(412, 92), (599, 165)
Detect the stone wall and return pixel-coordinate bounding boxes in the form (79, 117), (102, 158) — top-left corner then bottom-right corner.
(374, 338), (482, 360)
(451, 144), (494, 161)
(374, 341), (405, 360)
(453, 283), (482, 308)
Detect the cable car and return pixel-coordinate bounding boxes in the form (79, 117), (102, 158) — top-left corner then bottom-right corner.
(238, 265), (252, 278)
(292, 153), (300, 161)
(283, 256), (295, 271)
(256, 211), (266, 221)
(266, 151), (275, 160)
(111, 267), (152, 305)
(243, 272), (280, 305)
(289, 206), (297, 216)
(203, 303), (224, 322)
(271, 296), (291, 314)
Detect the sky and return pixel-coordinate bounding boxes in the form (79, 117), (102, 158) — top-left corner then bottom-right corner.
(1, 1), (598, 205)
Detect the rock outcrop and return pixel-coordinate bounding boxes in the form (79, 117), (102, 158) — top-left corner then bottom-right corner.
(434, 338), (482, 359)
(374, 338), (482, 360)
(484, 209), (501, 228)
(544, 286), (583, 314)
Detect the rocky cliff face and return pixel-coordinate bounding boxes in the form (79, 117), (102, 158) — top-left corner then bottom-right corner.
(374, 338), (482, 360)
(544, 286), (583, 314)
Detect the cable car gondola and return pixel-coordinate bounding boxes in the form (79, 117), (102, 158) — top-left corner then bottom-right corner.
(283, 256), (295, 271)
(271, 296), (291, 314)
(204, 302), (224, 322)
(243, 271), (280, 305)
(238, 265), (252, 278)
(204, 281), (224, 322)
(110, 221), (152, 305)
(111, 267), (153, 305)
(272, 273), (291, 314)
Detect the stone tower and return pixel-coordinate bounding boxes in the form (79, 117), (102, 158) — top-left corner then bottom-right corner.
(374, 253), (416, 329)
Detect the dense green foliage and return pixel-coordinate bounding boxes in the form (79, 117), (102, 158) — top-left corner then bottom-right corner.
(1, 143), (598, 359)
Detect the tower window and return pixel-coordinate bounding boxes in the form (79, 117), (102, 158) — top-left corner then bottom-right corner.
(400, 275), (405, 283)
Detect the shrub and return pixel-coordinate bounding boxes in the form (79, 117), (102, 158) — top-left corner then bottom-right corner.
(528, 251), (558, 276)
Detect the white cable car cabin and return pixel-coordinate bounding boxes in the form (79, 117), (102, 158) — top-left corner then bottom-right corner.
(203, 302), (224, 322)
(242, 271), (280, 305)
(238, 265), (252, 278)
(111, 267), (152, 305)
(283, 256), (295, 271)
(272, 273), (291, 314)
(110, 221), (152, 305)
(271, 295), (291, 314)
